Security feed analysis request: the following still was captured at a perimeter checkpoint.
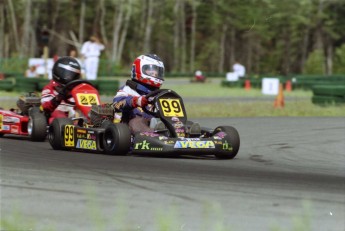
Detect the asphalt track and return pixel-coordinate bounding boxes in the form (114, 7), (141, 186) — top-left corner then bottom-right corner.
(1, 117), (344, 231)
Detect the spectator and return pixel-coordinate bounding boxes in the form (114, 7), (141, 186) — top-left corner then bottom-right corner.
(112, 53), (201, 134)
(233, 61), (246, 78)
(81, 35), (104, 80)
(41, 56), (81, 124)
(25, 65), (38, 78)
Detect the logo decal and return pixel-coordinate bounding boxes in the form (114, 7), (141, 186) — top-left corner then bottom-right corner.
(76, 139), (97, 150)
(222, 140), (233, 151)
(174, 141), (215, 149)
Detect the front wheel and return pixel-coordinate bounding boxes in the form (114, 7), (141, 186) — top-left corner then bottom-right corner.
(213, 126), (240, 159)
(28, 107), (47, 142)
(48, 118), (73, 150)
(103, 123), (131, 155)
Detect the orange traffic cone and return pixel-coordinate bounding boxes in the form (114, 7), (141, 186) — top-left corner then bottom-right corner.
(274, 83), (285, 108)
(244, 80), (251, 91)
(285, 80), (292, 92)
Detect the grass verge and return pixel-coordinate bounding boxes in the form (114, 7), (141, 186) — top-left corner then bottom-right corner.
(1, 82), (345, 117)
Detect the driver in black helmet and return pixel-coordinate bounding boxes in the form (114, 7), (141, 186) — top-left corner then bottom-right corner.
(41, 56), (81, 124)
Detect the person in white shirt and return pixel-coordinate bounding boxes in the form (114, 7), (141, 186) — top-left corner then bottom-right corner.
(81, 35), (105, 80)
(232, 61), (246, 78)
(25, 65), (38, 78)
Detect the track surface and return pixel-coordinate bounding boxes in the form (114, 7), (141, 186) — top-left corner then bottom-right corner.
(1, 117), (344, 231)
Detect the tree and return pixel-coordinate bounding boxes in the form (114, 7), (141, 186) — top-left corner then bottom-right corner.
(2, 0), (345, 76)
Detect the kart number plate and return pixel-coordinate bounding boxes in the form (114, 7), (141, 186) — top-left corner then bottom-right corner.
(0, 114), (2, 130)
(64, 125), (75, 147)
(76, 93), (100, 106)
(159, 99), (184, 117)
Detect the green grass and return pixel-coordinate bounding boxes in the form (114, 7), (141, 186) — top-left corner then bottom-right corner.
(185, 100), (345, 117)
(164, 82), (345, 117)
(164, 82), (312, 98)
(1, 81), (345, 117)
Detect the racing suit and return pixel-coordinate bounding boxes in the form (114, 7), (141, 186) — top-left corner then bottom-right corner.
(41, 80), (75, 124)
(113, 80), (156, 133)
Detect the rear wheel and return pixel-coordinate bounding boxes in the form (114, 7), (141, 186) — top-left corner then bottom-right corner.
(48, 118), (73, 150)
(28, 107), (47, 141)
(213, 126), (240, 159)
(103, 123), (131, 155)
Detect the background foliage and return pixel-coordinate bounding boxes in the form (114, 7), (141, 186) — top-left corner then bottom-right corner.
(1, 0), (345, 75)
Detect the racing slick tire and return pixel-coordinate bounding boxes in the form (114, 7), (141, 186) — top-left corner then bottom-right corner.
(48, 118), (73, 150)
(213, 126), (240, 159)
(103, 123), (131, 155)
(28, 107), (47, 142)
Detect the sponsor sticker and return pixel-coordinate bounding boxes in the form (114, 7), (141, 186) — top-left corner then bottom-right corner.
(76, 139), (97, 150)
(222, 140), (233, 151)
(77, 129), (86, 134)
(77, 133), (87, 139)
(87, 133), (96, 140)
(11, 125), (19, 134)
(1, 125), (10, 131)
(174, 140), (215, 149)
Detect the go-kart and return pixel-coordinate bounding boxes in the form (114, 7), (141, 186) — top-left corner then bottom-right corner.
(0, 79), (103, 142)
(48, 88), (240, 159)
(0, 92), (47, 141)
(48, 79), (114, 151)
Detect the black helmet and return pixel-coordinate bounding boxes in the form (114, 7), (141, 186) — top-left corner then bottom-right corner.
(52, 56), (81, 85)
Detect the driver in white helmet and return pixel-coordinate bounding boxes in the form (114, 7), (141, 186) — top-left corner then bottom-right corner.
(112, 54), (165, 133)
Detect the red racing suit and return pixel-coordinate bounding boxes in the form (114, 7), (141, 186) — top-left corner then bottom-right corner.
(41, 80), (75, 124)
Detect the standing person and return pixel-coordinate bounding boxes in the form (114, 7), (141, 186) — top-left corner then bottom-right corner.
(112, 53), (200, 134)
(233, 60), (246, 78)
(81, 35), (104, 80)
(41, 56), (81, 124)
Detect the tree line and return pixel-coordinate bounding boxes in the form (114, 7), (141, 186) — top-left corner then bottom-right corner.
(1, 0), (345, 75)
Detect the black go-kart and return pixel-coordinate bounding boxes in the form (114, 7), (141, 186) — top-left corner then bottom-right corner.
(48, 89), (240, 159)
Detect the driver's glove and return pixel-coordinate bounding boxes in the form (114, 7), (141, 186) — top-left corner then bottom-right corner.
(51, 93), (65, 107)
(132, 96), (148, 108)
(55, 93), (65, 102)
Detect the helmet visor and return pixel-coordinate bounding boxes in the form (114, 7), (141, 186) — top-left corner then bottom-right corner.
(142, 64), (164, 79)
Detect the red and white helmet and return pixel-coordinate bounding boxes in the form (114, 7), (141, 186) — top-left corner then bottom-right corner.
(131, 54), (165, 88)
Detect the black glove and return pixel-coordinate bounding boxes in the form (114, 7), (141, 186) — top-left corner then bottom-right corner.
(51, 93), (64, 107)
(55, 93), (64, 102)
(56, 86), (71, 101)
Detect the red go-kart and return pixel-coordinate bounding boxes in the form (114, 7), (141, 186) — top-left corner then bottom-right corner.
(0, 92), (45, 140)
(0, 80), (104, 141)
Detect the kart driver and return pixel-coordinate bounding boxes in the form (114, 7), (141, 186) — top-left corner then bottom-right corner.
(113, 53), (201, 134)
(113, 54), (166, 133)
(41, 56), (81, 124)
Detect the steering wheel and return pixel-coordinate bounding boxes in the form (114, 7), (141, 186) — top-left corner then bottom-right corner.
(142, 89), (170, 117)
(58, 79), (96, 105)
